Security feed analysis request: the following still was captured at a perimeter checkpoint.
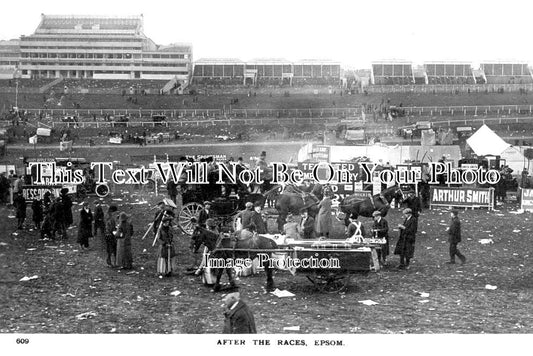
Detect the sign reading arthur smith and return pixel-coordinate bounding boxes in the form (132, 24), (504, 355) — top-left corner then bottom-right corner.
(429, 186), (494, 209)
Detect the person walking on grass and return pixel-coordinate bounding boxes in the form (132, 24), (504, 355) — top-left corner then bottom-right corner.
(446, 210), (466, 265)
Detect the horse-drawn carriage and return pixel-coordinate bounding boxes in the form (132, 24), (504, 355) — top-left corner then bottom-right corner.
(190, 227), (383, 293)
(188, 185), (404, 293)
(176, 174), (268, 235)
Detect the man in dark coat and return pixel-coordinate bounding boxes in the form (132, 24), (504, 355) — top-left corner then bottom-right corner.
(249, 202), (267, 234)
(105, 205), (118, 267)
(297, 208), (315, 239)
(404, 191), (421, 232)
(50, 197), (65, 239)
(93, 200), (106, 249)
(446, 210), (466, 264)
(77, 201), (93, 249)
(222, 292), (257, 334)
(166, 178), (178, 204)
(60, 188), (73, 230)
(197, 201), (213, 228)
(371, 210), (389, 265)
(31, 199), (43, 230)
(14, 193), (26, 229)
(394, 208), (417, 269)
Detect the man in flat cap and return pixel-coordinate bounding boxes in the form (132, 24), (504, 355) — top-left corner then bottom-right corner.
(198, 201), (213, 228)
(371, 210), (390, 266)
(394, 208), (417, 269)
(222, 292), (257, 334)
(446, 210), (466, 264)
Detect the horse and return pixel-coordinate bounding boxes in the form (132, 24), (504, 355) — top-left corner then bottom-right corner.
(339, 186), (404, 226)
(190, 226), (277, 292)
(274, 183), (324, 232)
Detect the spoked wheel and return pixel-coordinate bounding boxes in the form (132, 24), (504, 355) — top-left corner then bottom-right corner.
(178, 202), (203, 235)
(306, 271), (351, 293)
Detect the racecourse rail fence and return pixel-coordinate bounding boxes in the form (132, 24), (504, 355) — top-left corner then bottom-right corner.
(17, 104), (533, 120)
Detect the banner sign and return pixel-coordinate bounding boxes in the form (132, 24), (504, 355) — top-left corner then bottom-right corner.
(22, 185), (61, 202)
(298, 161), (363, 200)
(429, 186), (494, 209)
(520, 188), (533, 212)
(310, 145), (330, 162)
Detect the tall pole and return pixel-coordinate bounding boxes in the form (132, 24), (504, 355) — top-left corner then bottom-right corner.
(15, 80), (19, 108)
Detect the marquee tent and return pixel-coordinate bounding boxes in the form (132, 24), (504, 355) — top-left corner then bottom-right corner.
(466, 124), (510, 156)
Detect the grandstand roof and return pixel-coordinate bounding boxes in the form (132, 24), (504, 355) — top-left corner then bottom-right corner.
(249, 58), (292, 64)
(480, 60), (530, 64)
(35, 14), (143, 34)
(157, 43), (193, 53)
(372, 60), (413, 65)
(423, 61), (473, 65)
(296, 59), (340, 65)
(195, 58), (244, 65)
(0, 40), (20, 47)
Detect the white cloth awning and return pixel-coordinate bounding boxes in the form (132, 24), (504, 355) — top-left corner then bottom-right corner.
(466, 125), (510, 156)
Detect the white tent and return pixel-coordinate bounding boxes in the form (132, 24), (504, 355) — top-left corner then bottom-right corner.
(466, 124), (510, 156)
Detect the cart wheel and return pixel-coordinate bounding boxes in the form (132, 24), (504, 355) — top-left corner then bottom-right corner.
(306, 271), (350, 293)
(179, 202), (203, 235)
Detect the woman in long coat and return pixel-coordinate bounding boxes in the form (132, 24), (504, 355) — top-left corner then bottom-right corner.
(77, 201), (93, 249)
(315, 192), (332, 238)
(115, 212), (133, 269)
(157, 216), (177, 276)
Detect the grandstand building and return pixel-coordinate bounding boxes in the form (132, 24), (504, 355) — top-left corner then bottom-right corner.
(0, 40), (20, 79)
(423, 61), (475, 85)
(371, 61), (414, 85)
(480, 61), (533, 84)
(192, 58), (340, 86)
(17, 14), (192, 82)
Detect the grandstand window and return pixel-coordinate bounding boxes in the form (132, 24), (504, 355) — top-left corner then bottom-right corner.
(204, 65), (213, 76)
(273, 65), (282, 77)
(264, 65), (273, 77)
(303, 65), (312, 77)
(294, 65), (303, 77)
(223, 65), (234, 77)
(435, 65), (444, 76)
(312, 65), (321, 78)
(234, 65), (244, 77)
(503, 64), (512, 75)
(494, 64), (503, 75)
(322, 65), (331, 76)
(214, 65), (223, 77)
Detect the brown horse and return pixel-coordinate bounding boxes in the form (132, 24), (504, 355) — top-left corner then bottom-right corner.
(274, 183), (324, 232)
(339, 186), (404, 226)
(190, 226), (277, 292)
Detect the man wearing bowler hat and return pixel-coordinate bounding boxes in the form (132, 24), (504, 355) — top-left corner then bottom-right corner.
(394, 208), (417, 269)
(222, 292), (257, 334)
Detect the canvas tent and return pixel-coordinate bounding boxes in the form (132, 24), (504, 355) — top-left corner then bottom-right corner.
(297, 143), (462, 165)
(466, 125), (510, 156)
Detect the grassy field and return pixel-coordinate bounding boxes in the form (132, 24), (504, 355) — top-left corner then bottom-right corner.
(3, 90), (533, 112)
(0, 144), (531, 334)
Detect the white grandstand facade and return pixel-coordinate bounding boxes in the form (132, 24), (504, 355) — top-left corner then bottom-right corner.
(0, 40), (20, 79)
(17, 14), (192, 81)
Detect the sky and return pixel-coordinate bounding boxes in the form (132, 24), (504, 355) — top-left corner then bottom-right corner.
(1, 0), (533, 68)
